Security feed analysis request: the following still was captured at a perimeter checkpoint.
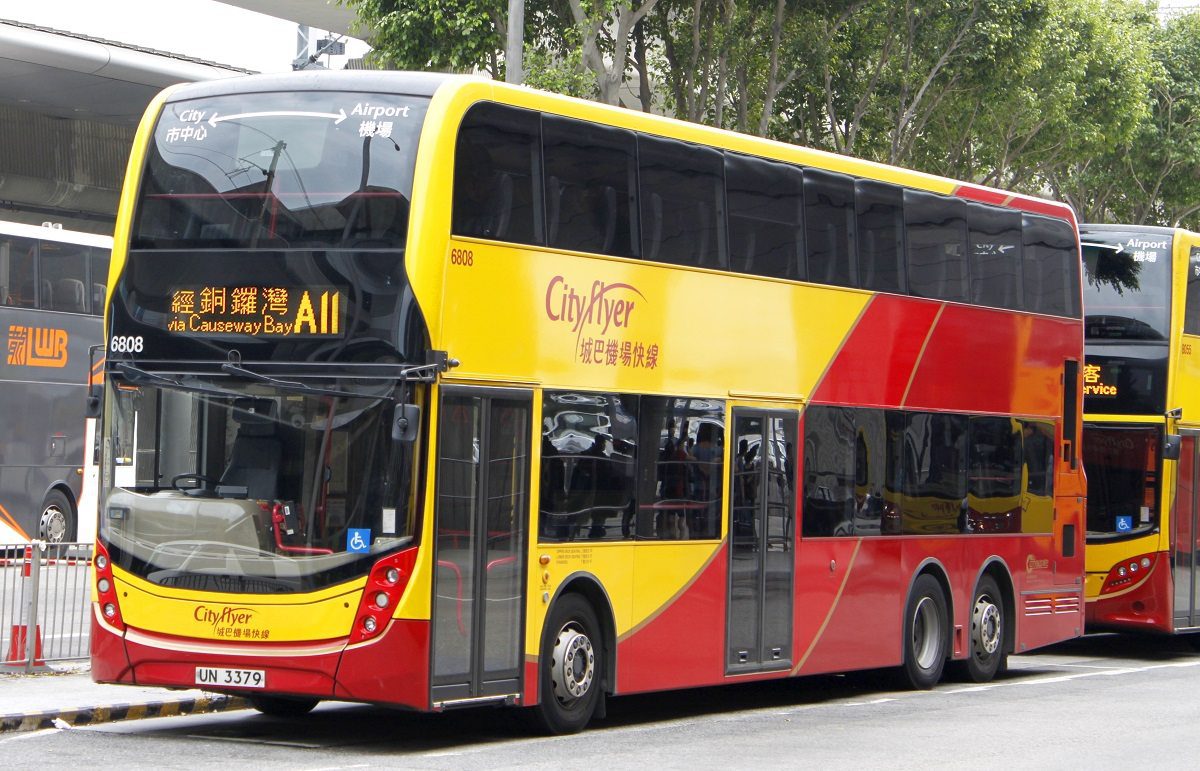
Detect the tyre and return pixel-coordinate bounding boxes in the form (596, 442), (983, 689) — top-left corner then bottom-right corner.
(529, 593), (604, 735)
(248, 694), (320, 717)
(961, 574), (1007, 683)
(38, 489), (75, 543)
(900, 573), (948, 689)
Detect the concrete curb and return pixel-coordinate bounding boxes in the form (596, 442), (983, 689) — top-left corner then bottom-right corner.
(0, 694), (250, 733)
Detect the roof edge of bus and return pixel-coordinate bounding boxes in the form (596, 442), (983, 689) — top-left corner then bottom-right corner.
(1080, 223), (1182, 235)
(160, 70), (1073, 221)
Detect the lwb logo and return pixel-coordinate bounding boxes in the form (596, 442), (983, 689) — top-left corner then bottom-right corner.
(6, 325), (68, 368)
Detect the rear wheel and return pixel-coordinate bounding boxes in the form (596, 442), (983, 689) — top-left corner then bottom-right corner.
(900, 574), (948, 689)
(248, 694), (319, 717)
(38, 489), (75, 543)
(530, 593), (604, 735)
(961, 575), (1007, 683)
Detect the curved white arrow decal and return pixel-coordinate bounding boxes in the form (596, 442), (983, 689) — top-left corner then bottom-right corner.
(208, 109), (348, 127)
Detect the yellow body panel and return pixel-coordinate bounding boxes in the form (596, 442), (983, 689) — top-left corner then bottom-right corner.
(112, 564), (363, 642)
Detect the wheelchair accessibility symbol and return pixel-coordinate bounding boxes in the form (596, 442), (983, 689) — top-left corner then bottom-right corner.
(1115, 516), (1133, 533)
(348, 528), (371, 553)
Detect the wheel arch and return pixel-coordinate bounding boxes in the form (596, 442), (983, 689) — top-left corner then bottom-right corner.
(905, 558), (954, 651)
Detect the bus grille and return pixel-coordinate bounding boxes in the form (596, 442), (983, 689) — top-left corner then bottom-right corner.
(1023, 594), (1081, 616)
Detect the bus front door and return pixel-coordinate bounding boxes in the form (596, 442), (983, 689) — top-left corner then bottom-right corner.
(431, 388), (531, 705)
(727, 408), (797, 673)
(1173, 433), (1200, 630)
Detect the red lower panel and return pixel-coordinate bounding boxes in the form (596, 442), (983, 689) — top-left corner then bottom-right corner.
(616, 546), (729, 694)
(1086, 558), (1173, 634)
(113, 618), (433, 707)
(333, 619), (429, 709)
(90, 611), (133, 684)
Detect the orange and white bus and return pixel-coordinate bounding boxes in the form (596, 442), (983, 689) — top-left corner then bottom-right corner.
(1080, 224), (1200, 634)
(91, 72), (1086, 732)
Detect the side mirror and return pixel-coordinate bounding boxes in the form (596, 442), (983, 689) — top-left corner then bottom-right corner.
(391, 403), (420, 443)
(1164, 434), (1182, 461)
(84, 384), (103, 419)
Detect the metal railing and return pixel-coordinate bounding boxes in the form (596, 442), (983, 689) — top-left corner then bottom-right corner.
(1, 541), (92, 672)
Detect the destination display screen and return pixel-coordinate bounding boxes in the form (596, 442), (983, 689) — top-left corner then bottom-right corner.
(165, 285), (345, 338)
(1083, 348), (1167, 415)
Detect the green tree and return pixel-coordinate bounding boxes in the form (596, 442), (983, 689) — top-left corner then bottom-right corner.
(342, 0), (508, 77)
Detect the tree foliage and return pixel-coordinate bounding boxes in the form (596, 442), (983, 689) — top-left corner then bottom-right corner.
(343, 0), (1200, 228)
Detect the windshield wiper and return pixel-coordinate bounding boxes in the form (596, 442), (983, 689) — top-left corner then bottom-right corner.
(113, 360), (183, 388)
(220, 351), (454, 400)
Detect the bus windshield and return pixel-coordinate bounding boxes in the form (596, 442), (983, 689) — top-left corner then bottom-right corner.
(1083, 425), (1159, 539)
(1080, 232), (1172, 341)
(133, 91), (428, 250)
(101, 379), (422, 592)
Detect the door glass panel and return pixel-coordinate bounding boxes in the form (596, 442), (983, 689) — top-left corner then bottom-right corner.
(728, 414), (764, 667)
(762, 416), (796, 661)
(1175, 436), (1196, 625)
(433, 394), (481, 683)
(481, 397), (528, 683)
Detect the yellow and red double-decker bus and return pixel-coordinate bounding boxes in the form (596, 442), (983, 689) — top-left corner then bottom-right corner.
(91, 72), (1086, 733)
(1080, 224), (1200, 635)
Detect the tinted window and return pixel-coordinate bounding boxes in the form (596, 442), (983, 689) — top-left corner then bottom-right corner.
(453, 102), (543, 244)
(0, 234), (36, 308)
(1083, 425), (1160, 537)
(968, 204), (1022, 310)
(856, 181), (905, 293)
(543, 115), (637, 257)
(638, 397), (724, 540)
(965, 417), (1021, 533)
(1187, 246), (1200, 335)
(539, 392), (637, 541)
(1083, 349), (1168, 415)
(901, 412), (967, 534)
(802, 406), (856, 536)
(804, 169), (855, 287)
(725, 153), (803, 280)
(639, 135), (726, 269)
(90, 248), (111, 315)
(905, 191), (968, 302)
(1025, 215), (1081, 318)
(39, 240), (89, 313)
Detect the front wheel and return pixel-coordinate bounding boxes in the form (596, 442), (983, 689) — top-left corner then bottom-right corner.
(961, 575), (1007, 683)
(39, 489), (75, 543)
(900, 573), (948, 689)
(530, 593), (604, 735)
(248, 694), (319, 717)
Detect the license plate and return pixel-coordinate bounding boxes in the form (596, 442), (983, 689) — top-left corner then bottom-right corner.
(195, 666), (266, 689)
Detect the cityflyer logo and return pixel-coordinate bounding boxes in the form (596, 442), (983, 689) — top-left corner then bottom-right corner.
(1026, 555), (1050, 575)
(194, 605), (271, 640)
(544, 275), (662, 369)
(6, 325), (68, 368)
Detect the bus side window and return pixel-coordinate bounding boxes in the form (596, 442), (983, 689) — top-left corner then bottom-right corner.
(543, 115), (636, 258)
(1023, 214), (1080, 318)
(804, 168), (856, 288)
(638, 135), (726, 270)
(967, 203), (1022, 311)
(725, 152), (804, 281)
(0, 234), (37, 308)
(1187, 245), (1200, 335)
(453, 102), (543, 245)
(905, 190), (968, 303)
(856, 180), (905, 294)
(40, 240), (88, 313)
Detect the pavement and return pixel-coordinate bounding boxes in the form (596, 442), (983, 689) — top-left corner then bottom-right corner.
(0, 662), (249, 733)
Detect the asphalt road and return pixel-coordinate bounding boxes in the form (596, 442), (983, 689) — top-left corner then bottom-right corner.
(3, 632), (1196, 769)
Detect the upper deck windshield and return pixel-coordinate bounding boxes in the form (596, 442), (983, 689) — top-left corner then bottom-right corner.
(134, 91), (427, 250)
(115, 90), (432, 369)
(1080, 230), (1173, 342)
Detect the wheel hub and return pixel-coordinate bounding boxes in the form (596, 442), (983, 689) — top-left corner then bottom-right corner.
(972, 595), (1001, 655)
(551, 625), (595, 702)
(912, 596), (941, 669)
(40, 504), (67, 542)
